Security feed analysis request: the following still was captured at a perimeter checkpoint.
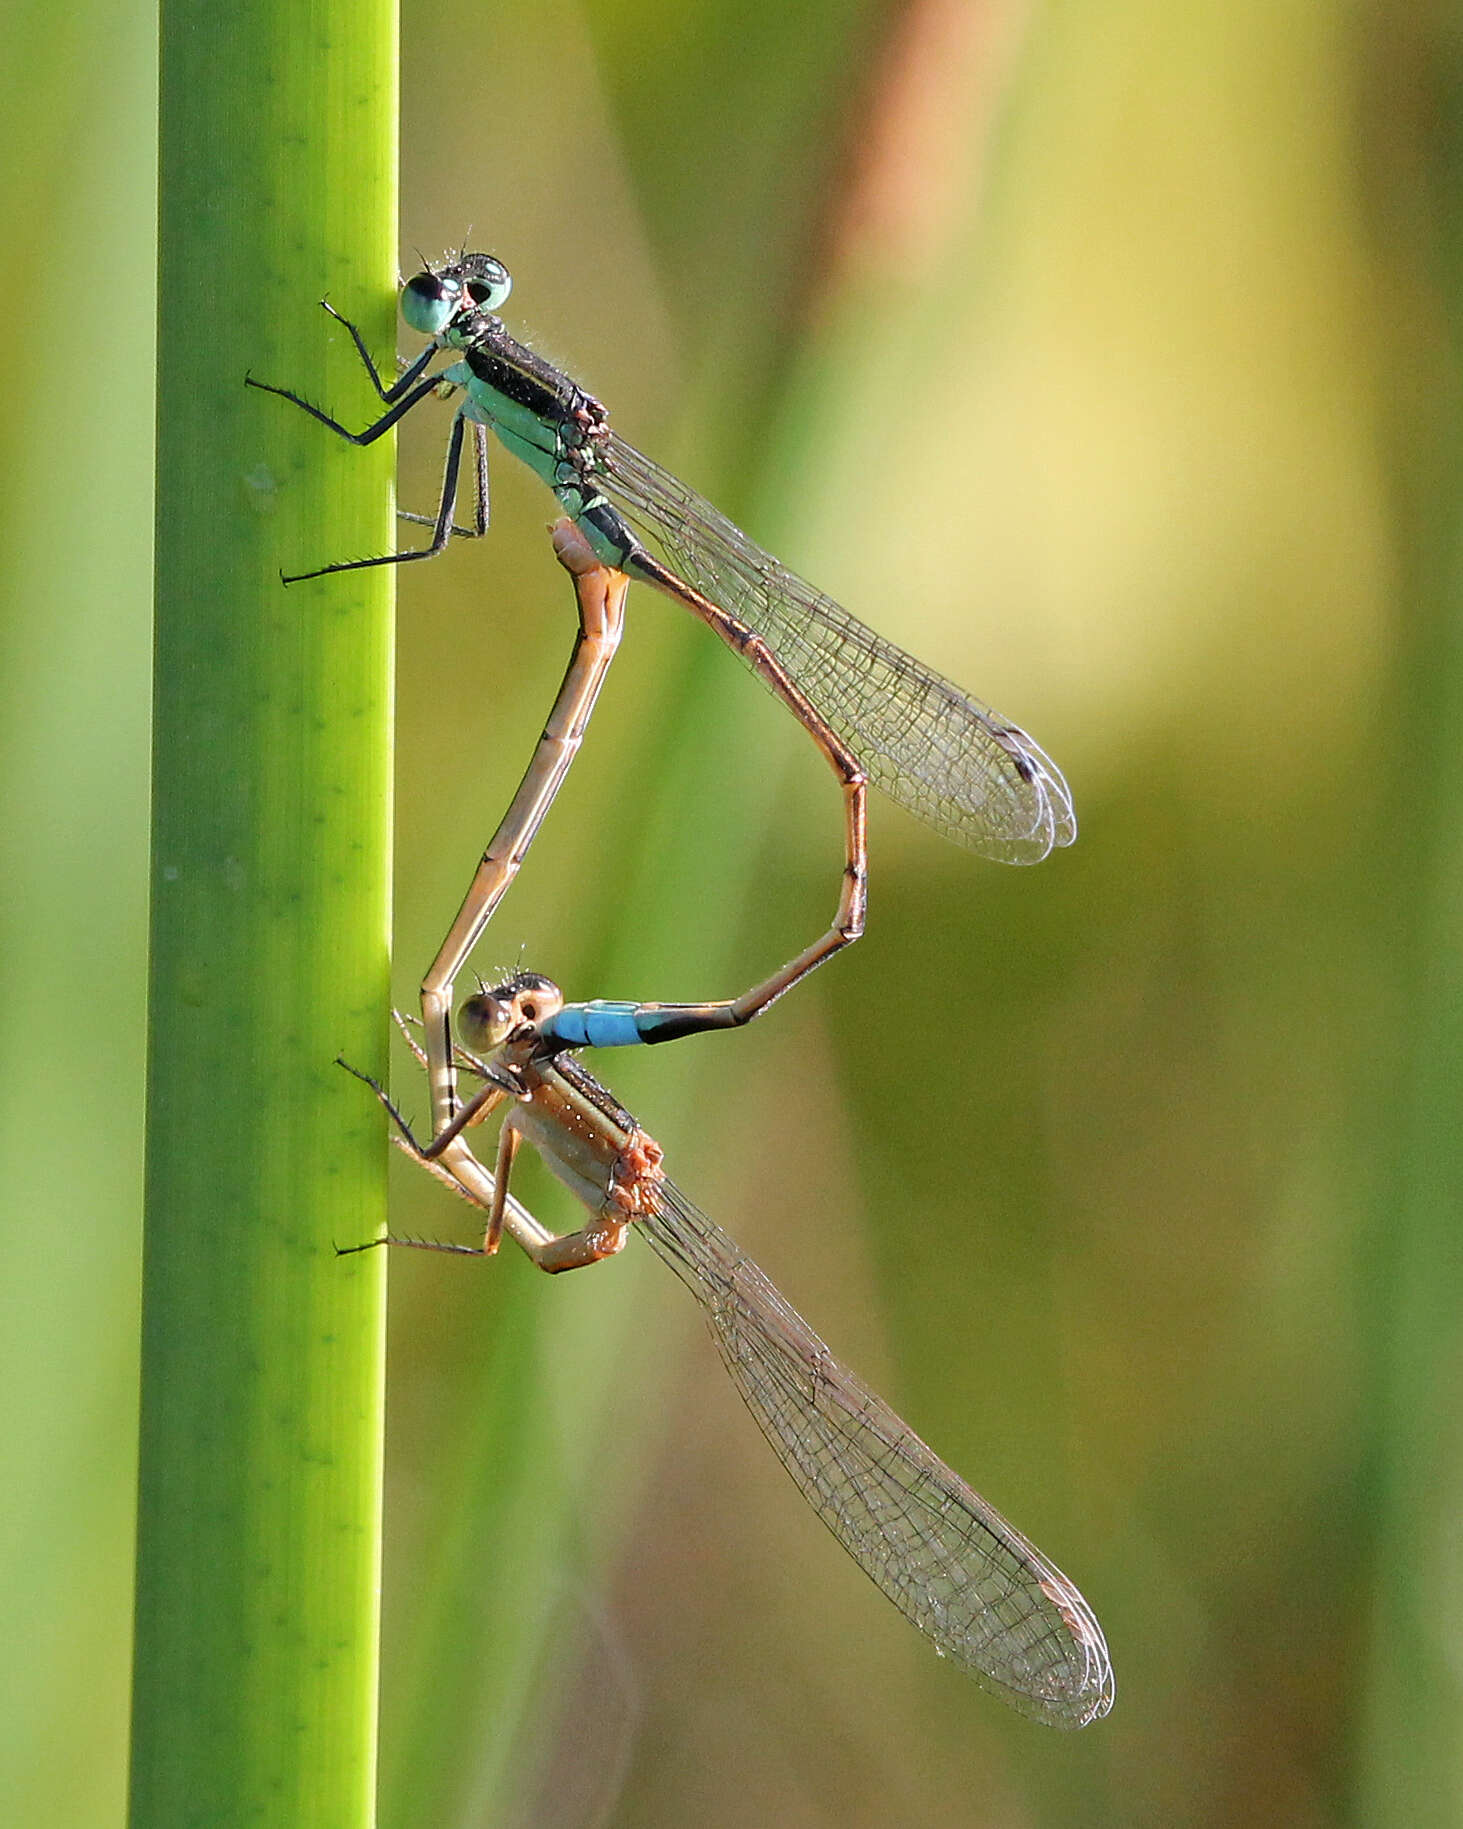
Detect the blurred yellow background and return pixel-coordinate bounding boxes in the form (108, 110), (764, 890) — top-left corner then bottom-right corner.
(5, 0), (1460, 1823)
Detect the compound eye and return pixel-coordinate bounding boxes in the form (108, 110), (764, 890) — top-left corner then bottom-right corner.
(456, 993), (507, 1053)
(460, 254), (512, 313)
(400, 271), (457, 335)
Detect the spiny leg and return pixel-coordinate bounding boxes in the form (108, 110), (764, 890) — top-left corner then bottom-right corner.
(276, 408), (475, 583)
(244, 339), (440, 443)
(400, 420), (491, 543)
(246, 304), (486, 578)
(313, 297), (435, 405)
(337, 1054), (630, 1274)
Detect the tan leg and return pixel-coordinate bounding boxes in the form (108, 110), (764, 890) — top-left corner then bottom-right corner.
(340, 1055), (630, 1276)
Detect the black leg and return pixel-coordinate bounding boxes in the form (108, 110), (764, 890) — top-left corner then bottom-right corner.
(317, 299), (435, 404)
(244, 357), (441, 449)
(277, 409), (471, 583)
(399, 420), (490, 544)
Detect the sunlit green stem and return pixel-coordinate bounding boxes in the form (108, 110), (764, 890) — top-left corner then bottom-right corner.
(131, 1), (396, 1822)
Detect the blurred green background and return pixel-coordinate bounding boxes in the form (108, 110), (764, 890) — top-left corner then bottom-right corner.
(6, 0), (1463, 1823)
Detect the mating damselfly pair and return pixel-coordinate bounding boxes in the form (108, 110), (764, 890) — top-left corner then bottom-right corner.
(253, 251), (1111, 1727)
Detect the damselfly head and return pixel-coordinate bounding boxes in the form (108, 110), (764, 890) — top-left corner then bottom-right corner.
(401, 252), (512, 336)
(458, 971), (562, 1052)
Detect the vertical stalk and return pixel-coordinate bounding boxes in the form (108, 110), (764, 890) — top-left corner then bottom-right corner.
(131, 2), (396, 1823)
(1357, 14), (1463, 1821)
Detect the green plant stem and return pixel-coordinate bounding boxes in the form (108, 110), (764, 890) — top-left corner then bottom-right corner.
(131, 2), (396, 1822)
(1357, 38), (1463, 1817)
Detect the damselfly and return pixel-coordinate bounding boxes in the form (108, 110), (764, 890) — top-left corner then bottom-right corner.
(342, 976), (1114, 1729)
(248, 251), (1073, 856)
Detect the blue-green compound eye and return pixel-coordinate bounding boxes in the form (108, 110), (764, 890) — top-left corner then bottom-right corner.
(400, 272), (458, 336)
(457, 253), (512, 313)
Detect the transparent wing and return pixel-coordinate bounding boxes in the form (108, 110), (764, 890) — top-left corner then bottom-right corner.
(597, 432), (1076, 862)
(639, 1177), (1113, 1727)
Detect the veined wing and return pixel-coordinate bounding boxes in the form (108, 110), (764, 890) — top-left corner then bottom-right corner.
(638, 1177), (1113, 1727)
(596, 432), (1077, 863)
